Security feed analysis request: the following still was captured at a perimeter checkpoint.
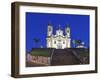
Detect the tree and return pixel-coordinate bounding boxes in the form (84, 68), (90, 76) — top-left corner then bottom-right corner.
(33, 38), (40, 48)
(76, 40), (82, 45)
(72, 40), (76, 48)
(72, 40), (82, 48)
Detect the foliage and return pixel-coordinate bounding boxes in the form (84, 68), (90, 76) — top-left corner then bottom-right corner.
(30, 49), (51, 57)
(33, 38), (41, 47)
(72, 40), (82, 47)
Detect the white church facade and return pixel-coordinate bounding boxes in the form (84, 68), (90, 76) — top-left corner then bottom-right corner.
(46, 23), (71, 49)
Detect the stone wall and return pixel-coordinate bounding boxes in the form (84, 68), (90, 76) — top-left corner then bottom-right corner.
(26, 54), (50, 65)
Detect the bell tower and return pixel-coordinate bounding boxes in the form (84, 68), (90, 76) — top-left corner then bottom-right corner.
(65, 24), (70, 37)
(47, 22), (53, 37)
(47, 22), (53, 48)
(65, 24), (71, 48)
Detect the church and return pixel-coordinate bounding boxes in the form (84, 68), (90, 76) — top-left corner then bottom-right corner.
(46, 23), (71, 49)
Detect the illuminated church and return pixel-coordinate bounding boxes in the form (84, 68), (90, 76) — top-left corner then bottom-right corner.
(46, 23), (71, 49)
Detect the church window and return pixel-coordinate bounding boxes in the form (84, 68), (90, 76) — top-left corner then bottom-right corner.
(48, 27), (51, 31)
(63, 41), (65, 44)
(54, 41), (56, 44)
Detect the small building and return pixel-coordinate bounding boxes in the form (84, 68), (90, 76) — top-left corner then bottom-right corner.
(46, 23), (71, 49)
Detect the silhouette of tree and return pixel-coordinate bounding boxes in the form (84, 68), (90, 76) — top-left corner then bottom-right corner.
(76, 40), (82, 45)
(33, 38), (40, 48)
(72, 40), (82, 48)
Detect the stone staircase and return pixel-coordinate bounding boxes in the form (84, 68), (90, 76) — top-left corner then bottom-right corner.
(50, 49), (82, 66)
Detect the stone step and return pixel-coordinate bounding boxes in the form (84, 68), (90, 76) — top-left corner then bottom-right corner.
(51, 49), (81, 65)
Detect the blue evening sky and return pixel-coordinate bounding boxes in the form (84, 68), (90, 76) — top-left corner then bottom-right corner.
(26, 12), (90, 52)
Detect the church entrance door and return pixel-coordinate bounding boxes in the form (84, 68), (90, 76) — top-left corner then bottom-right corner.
(57, 43), (62, 49)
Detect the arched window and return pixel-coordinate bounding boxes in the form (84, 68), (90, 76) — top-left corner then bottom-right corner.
(54, 41), (56, 44)
(63, 41), (65, 44)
